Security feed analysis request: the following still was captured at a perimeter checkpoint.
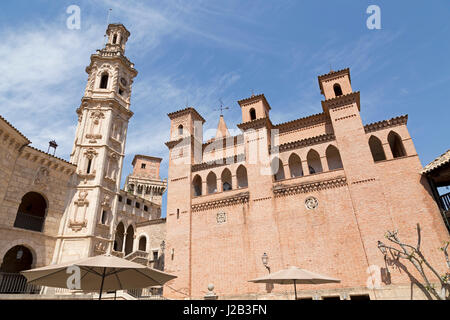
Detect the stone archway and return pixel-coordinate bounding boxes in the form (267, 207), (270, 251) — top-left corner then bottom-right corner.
(124, 225), (135, 256)
(0, 245), (38, 294)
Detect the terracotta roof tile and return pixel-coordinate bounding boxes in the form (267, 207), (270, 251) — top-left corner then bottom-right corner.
(422, 150), (450, 174)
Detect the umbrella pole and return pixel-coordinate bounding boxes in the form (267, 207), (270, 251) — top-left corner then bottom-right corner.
(99, 267), (106, 301)
(294, 280), (297, 300)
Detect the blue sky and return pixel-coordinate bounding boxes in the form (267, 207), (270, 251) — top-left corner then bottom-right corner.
(0, 1), (449, 214)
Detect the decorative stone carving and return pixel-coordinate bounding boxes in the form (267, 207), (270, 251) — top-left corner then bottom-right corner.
(305, 196), (319, 210)
(75, 190), (89, 206)
(216, 212), (227, 224)
(101, 194), (111, 208)
(94, 241), (108, 254)
(68, 219), (87, 232)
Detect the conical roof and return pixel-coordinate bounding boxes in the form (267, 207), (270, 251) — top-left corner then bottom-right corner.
(215, 115), (230, 139)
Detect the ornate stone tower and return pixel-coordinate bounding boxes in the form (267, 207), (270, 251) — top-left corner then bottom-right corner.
(123, 155), (167, 206)
(52, 24), (138, 263)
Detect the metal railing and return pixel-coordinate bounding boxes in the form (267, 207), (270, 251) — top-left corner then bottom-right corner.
(111, 250), (124, 258)
(0, 272), (41, 294)
(440, 192), (450, 212)
(13, 212), (44, 232)
(124, 250), (148, 261)
(127, 287), (165, 300)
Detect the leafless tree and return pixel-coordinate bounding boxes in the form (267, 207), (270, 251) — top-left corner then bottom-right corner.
(377, 223), (449, 300)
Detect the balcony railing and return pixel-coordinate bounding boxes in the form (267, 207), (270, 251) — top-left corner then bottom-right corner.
(127, 287), (165, 300)
(13, 212), (45, 232)
(440, 192), (450, 212)
(0, 272), (41, 294)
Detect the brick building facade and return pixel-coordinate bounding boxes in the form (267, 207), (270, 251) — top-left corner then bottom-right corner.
(164, 68), (449, 299)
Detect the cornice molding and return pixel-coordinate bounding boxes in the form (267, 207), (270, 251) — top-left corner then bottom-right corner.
(271, 133), (335, 154)
(273, 176), (347, 197)
(273, 112), (329, 134)
(321, 91), (361, 112)
(364, 115), (408, 133)
(192, 154), (246, 172)
(237, 94), (271, 110)
(191, 192), (250, 212)
(237, 117), (273, 131)
(167, 107), (206, 123)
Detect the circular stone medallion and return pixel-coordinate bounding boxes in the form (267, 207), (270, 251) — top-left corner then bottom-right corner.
(305, 196), (319, 210)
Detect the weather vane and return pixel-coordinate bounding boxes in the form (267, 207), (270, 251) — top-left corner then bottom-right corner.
(215, 99), (229, 116)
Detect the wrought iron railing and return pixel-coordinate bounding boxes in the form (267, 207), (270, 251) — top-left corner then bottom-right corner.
(0, 272), (41, 294)
(440, 192), (450, 212)
(13, 212), (44, 232)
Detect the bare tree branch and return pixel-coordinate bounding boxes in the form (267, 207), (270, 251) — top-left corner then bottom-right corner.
(377, 223), (450, 300)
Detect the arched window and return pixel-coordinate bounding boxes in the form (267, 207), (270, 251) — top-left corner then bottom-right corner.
(326, 145), (343, 170)
(100, 73), (109, 89)
(125, 225), (135, 256)
(221, 169), (232, 191)
(388, 131), (406, 158)
(114, 222), (125, 252)
(14, 192), (47, 232)
(101, 210), (108, 225)
(307, 149), (323, 174)
(0, 245), (35, 293)
(236, 165), (248, 188)
(272, 157), (285, 181)
(207, 172), (217, 194)
(369, 136), (386, 162)
(112, 34), (118, 44)
(178, 125), (184, 136)
(250, 108), (256, 121)
(288, 153), (303, 178)
(193, 175), (202, 197)
(333, 83), (343, 97)
(138, 236), (147, 251)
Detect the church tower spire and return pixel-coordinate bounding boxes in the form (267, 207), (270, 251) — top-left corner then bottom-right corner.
(215, 115), (230, 139)
(52, 24), (138, 263)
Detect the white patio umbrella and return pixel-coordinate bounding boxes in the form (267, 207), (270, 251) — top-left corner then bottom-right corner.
(21, 254), (177, 300)
(249, 266), (340, 300)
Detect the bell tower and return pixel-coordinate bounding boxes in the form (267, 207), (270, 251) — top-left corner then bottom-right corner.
(52, 24), (138, 263)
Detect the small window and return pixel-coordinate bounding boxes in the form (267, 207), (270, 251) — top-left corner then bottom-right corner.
(153, 251), (159, 261)
(177, 209), (180, 219)
(250, 108), (256, 120)
(178, 125), (183, 136)
(126, 198), (132, 205)
(297, 297), (313, 300)
(141, 163), (146, 169)
(333, 83), (343, 96)
(118, 88), (124, 96)
(100, 74), (109, 89)
(112, 34), (118, 44)
(135, 202), (140, 209)
(144, 205), (148, 212)
(118, 195), (123, 202)
(101, 210), (107, 224)
(86, 159), (92, 174)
